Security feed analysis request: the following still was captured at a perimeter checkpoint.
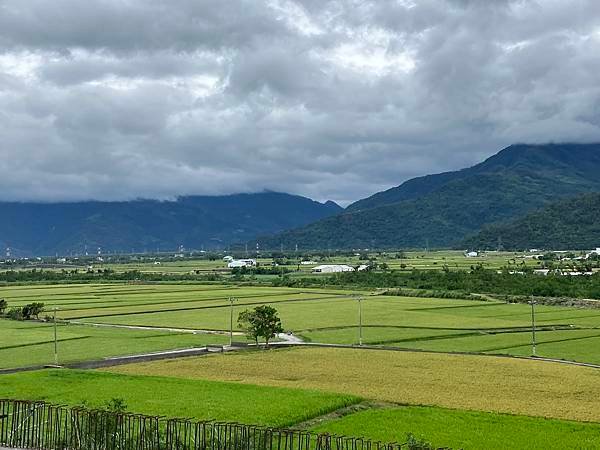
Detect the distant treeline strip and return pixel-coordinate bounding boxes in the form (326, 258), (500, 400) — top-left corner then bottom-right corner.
(0, 269), (223, 284)
(275, 269), (600, 300)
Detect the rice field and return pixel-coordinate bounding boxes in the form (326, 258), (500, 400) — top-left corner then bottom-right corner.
(105, 346), (600, 423)
(0, 369), (358, 428)
(0, 319), (229, 369)
(4, 282), (600, 449)
(311, 406), (600, 450)
(3, 283), (600, 365)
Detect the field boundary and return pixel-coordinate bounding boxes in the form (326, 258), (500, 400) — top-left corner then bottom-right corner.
(3, 339), (600, 376)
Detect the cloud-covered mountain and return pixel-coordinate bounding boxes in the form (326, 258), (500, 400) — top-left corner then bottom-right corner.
(0, 193), (341, 256)
(256, 143), (600, 249)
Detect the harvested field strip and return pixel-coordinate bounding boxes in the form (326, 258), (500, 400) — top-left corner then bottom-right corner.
(406, 302), (504, 311)
(48, 291), (308, 311)
(296, 324), (577, 332)
(65, 294), (353, 320)
(106, 346), (600, 422)
(6, 287), (293, 304)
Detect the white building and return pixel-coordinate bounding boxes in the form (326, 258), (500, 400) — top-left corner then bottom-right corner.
(465, 251), (479, 258)
(312, 264), (355, 273)
(300, 261), (316, 265)
(223, 255), (234, 262)
(228, 259), (256, 268)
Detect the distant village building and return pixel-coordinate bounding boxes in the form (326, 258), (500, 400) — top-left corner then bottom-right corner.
(312, 264), (355, 273)
(533, 269), (551, 276)
(465, 251), (479, 258)
(228, 259), (256, 268)
(300, 261), (316, 265)
(223, 255), (234, 262)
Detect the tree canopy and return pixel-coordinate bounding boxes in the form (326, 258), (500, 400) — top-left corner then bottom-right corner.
(237, 305), (284, 347)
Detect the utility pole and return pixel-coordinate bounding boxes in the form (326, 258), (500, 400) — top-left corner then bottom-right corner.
(229, 297), (237, 347)
(529, 297), (537, 356)
(355, 295), (364, 346)
(53, 307), (59, 365)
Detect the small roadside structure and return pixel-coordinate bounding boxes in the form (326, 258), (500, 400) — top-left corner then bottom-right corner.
(312, 264), (355, 273)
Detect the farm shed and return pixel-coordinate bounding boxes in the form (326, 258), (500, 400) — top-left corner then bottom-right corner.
(312, 264), (355, 273)
(228, 259), (257, 268)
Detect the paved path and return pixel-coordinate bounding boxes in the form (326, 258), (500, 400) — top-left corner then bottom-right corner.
(69, 320), (245, 336)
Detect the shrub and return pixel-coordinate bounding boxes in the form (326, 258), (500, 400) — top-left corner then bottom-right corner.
(22, 302), (45, 320)
(6, 307), (23, 321)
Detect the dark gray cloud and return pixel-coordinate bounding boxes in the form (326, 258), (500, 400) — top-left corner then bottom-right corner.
(1, 0), (600, 205)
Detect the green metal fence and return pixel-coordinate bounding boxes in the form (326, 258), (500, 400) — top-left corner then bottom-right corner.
(0, 399), (422, 450)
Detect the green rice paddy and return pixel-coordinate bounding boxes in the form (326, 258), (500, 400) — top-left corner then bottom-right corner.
(3, 283), (600, 366)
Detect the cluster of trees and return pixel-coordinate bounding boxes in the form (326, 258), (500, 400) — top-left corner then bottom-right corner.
(0, 299), (45, 320)
(231, 266), (293, 276)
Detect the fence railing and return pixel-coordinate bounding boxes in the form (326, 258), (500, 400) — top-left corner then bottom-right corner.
(0, 399), (419, 450)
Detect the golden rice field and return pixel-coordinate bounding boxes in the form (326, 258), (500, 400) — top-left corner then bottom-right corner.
(105, 346), (600, 423)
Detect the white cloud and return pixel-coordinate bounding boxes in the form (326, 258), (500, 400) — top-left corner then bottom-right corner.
(0, 0), (599, 205)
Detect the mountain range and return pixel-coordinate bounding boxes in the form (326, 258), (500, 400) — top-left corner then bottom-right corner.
(0, 193), (341, 256)
(3, 143), (600, 256)
(257, 143), (600, 250)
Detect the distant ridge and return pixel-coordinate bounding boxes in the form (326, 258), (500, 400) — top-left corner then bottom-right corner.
(461, 192), (600, 250)
(0, 192), (342, 256)
(257, 143), (600, 249)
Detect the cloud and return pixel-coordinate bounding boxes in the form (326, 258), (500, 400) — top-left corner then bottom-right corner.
(1, 0), (600, 205)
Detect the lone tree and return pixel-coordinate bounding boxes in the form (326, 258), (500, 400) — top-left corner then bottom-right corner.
(238, 305), (283, 348)
(0, 298), (7, 315)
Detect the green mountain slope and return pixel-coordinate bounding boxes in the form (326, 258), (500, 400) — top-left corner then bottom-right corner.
(347, 143), (600, 212)
(0, 192), (341, 256)
(461, 193), (600, 250)
(257, 143), (600, 249)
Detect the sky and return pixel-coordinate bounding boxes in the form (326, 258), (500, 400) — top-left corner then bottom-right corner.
(1, 0), (600, 206)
